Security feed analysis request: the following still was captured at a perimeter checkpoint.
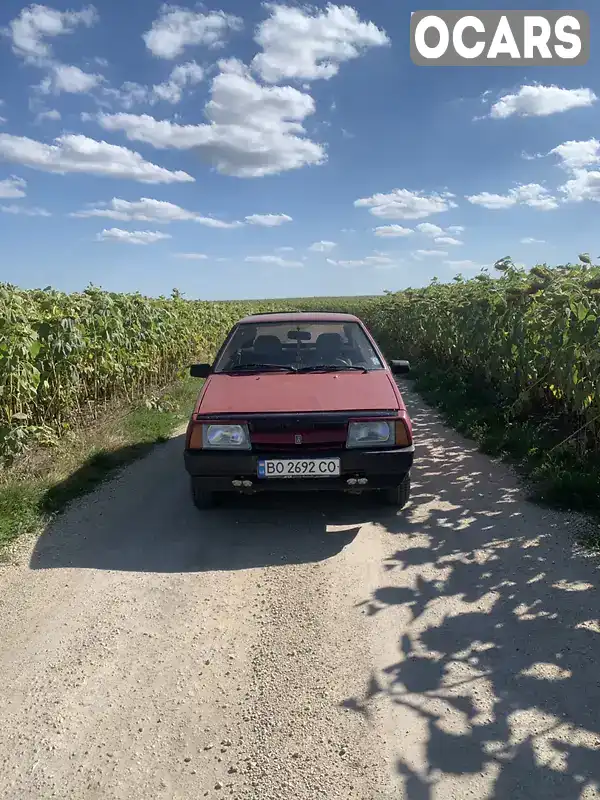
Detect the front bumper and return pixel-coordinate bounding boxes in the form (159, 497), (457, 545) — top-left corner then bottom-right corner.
(184, 446), (415, 492)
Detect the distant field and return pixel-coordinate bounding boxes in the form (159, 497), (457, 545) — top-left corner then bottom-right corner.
(217, 295), (379, 305)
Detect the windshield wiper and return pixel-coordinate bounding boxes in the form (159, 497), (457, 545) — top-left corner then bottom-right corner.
(225, 363), (298, 373)
(296, 364), (368, 374)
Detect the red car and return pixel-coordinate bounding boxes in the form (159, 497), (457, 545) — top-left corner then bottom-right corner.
(184, 312), (414, 508)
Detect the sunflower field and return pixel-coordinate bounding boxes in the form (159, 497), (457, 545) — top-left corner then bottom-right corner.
(363, 260), (600, 458)
(0, 284), (284, 461)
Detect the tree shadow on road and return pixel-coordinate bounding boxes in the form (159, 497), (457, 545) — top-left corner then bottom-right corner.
(29, 434), (384, 573)
(344, 389), (600, 799)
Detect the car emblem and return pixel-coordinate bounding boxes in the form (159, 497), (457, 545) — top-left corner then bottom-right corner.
(295, 434), (303, 445)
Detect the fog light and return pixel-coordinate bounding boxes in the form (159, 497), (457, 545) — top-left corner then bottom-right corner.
(242, 480), (252, 487)
(347, 478), (357, 485)
(357, 478), (368, 485)
(232, 480), (242, 487)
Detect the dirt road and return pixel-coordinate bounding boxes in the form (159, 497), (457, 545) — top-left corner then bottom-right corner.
(1, 384), (599, 800)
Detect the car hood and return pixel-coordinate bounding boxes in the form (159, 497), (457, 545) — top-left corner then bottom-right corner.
(196, 371), (401, 415)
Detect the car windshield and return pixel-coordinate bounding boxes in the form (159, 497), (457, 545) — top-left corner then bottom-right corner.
(213, 321), (385, 373)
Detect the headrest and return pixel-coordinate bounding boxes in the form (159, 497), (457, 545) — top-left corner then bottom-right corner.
(253, 335), (282, 350)
(316, 332), (343, 349)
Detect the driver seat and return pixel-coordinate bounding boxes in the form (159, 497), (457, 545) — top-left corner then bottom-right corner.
(252, 335), (283, 364)
(313, 332), (344, 363)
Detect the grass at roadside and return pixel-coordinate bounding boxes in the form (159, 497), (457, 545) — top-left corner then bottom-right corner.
(0, 373), (200, 554)
(410, 363), (600, 551)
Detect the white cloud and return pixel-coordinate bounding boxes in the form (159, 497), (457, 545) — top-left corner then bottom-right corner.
(70, 197), (243, 227)
(0, 176), (27, 198)
(275, 246), (294, 252)
(365, 255), (394, 265)
(103, 81), (150, 110)
(489, 85), (597, 119)
(542, 139), (600, 205)
(34, 108), (61, 123)
(444, 259), (480, 270)
(108, 62), (206, 108)
(447, 225), (465, 234)
(39, 63), (104, 94)
(466, 191), (515, 210)
(521, 237), (545, 244)
(326, 259), (361, 267)
(245, 213), (292, 226)
(466, 184), (558, 211)
(54, 64), (102, 93)
(251, 3), (389, 84)
(72, 197), (196, 222)
(550, 139), (600, 170)
(415, 222), (444, 237)
(373, 261), (403, 270)
(326, 254), (397, 267)
(308, 240), (336, 252)
(8, 3), (98, 62)
(504, 184), (559, 210)
(96, 228), (172, 245)
(169, 60), (204, 84)
(434, 236), (462, 246)
(370, 251), (404, 268)
(416, 222), (463, 244)
(143, 5), (242, 59)
(196, 217), (243, 229)
(0, 203), (51, 216)
(412, 249), (448, 259)
(173, 252), (208, 259)
(245, 254), (303, 267)
(559, 170), (600, 204)
(374, 224), (413, 237)
(152, 61), (204, 103)
(521, 150), (545, 162)
(98, 59), (326, 177)
(0, 133), (193, 184)
(355, 188), (457, 220)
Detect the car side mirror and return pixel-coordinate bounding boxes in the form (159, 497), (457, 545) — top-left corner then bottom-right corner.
(190, 363), (211, 378)
(389, 359), (410, 375)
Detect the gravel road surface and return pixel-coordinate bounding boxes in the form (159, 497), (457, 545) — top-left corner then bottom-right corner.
(1, 384), (599, 800)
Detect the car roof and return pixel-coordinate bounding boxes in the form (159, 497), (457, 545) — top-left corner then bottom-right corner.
(237, 311), (362, 324)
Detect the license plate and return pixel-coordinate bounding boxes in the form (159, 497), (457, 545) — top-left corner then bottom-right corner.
(257, 458), (341, 479)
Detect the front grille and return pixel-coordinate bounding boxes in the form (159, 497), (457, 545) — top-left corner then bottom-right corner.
(251, 438), (345, 453)
(249, 417), (347, 452)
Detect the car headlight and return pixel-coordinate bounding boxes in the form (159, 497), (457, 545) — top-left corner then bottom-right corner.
(202, 423), (250, 450)
(346, 420), (393, 448)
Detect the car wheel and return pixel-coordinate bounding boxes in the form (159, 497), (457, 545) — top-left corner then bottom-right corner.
(190, 478), (217, 510)
(381, 473), (411, 508)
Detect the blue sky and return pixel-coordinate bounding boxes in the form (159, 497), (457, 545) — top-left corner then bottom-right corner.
(1, 0), (600, 300)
